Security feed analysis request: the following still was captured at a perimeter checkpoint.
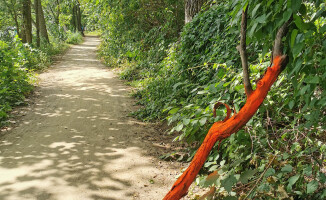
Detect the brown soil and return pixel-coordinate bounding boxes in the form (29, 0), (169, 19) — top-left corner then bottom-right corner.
(0, 36), (190, 200)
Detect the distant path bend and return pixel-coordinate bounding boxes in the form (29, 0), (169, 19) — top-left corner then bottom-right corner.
(0, 36), (177, 200)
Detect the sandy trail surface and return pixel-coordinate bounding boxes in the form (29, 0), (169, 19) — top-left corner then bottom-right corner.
(0, 37), (182, 200)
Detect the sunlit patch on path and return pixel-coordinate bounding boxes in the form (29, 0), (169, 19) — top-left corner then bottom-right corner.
(0, 37), (179, 200)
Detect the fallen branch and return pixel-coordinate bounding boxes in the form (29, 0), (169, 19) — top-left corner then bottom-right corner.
(163, 56), (287, 200)
(163, 16), (292, 200)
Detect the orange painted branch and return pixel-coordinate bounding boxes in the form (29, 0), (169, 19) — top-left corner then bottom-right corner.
(163, 56), (287, 200)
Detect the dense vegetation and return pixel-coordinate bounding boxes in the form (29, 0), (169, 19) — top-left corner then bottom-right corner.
(0, 0), (84, 126)
(1, 0), (325, 199)
(90, 0), (326, 199)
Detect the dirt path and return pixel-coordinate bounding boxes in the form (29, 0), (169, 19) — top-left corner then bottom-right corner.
(0, 36), (183, 200)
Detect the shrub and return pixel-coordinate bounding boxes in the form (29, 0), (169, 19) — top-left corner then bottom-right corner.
(0, 38), (34, 125)
(65, 31), (83, 44)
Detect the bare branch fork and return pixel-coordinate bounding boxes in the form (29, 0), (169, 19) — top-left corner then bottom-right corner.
(163, 6), (292, 200)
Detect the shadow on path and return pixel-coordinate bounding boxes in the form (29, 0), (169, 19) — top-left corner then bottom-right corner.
(0, 37), (178, 200)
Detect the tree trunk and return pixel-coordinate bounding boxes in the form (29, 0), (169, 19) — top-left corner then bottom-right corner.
(76, 0), (84, 36)
(22, 0), (32, 44)
(38, 0), (50, 43)
(185, 0), (207, 24)
(34, 0), (40, 47)
(72, 5), (77, 31)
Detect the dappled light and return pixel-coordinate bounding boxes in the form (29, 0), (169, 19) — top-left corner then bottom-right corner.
(1, 0), (325, 199)
(0, 37), (178, 200)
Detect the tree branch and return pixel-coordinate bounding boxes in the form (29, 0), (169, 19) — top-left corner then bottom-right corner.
(163, 17), (292, 200)
(237, 6), (252, 97)
(272, 17), (292, 68)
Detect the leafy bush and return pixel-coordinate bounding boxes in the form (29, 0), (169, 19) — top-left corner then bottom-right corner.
(0, 38), (34, 124)
(65, 31), (83, 44)
(0, 34), (69, 126)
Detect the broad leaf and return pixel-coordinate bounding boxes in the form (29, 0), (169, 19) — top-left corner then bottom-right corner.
(306, 180), (319, 194)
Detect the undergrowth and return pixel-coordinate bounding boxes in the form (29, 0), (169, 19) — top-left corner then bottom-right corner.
(0, 30), (80, 127)
(65, 31), (84, 44)
(98, 1), (326, 199)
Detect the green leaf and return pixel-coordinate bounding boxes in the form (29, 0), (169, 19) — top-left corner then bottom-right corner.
(319, 173), (326, 184)
(198, 90), (208, 94)
(281, 165), (293, 173)
(169, 108), (179, 114)
(199, 117), (207, 126)
(264, 168), (275, 177)
(289, 101), (295, 109)
(292, 42), (304, 58)
(321, 189), (326, 199)
(287, 175), (300, 191)
(258, 183), (271, 192)
(300, 85), (310, 95)
(175, 123), (183, 132)
(292, 0), (302, 12)
(256, 14), (267, 23)
(290, 29), (298, 48)
(294, 15), (306, 31)
(283, 9), (293, 22)
(252, 4), (261, 17)
(294, 15), (303, 29)
(321, 58), (326, 66)
(283, 153), (290, 160)
(183, 118), (190, 126)
(235, 85), (244, 92)
(320, 25), (326, 34)
(303, 165), (312, 176)
(209, 84), (217, 93)
(306, 180), (319, 194)
(294, 191), (303, 195)
(305, 76), (319, 84)
(240, 169), (258, 184)
(290, 58), (303, 75)
(249, 22), (258, 37)
(173, 82), (183, 90)
(221, 175), (237, 192)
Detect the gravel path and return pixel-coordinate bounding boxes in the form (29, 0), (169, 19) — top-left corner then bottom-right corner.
(0, 36), (182, 200)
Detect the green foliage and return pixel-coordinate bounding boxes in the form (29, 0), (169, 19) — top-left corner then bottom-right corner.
(0, 38), (33, 125)
(96, 0), (184, 68)
(0, 34), (69, 126)
(95, 0), (326, 198)
(65, 31), (83, 44)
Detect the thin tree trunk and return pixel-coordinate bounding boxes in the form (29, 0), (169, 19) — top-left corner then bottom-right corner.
(56, 0), (60, 23)
(76, 0), (84, 36)
(236, 7), (253, 96)
(22, 0), (32, 44)
(48, 4), (59, 25)
(13, 11), (21, 38)
(185, 0), (207, 24)
(72, 5), (77, 31)
(38, 0), (50, 43)
(34, 0), (40, 47)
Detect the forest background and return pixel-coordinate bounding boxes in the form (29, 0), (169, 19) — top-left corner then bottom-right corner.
(0, 0), (325, 199)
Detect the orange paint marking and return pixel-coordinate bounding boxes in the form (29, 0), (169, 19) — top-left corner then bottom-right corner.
(163, 56), (286, 200)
